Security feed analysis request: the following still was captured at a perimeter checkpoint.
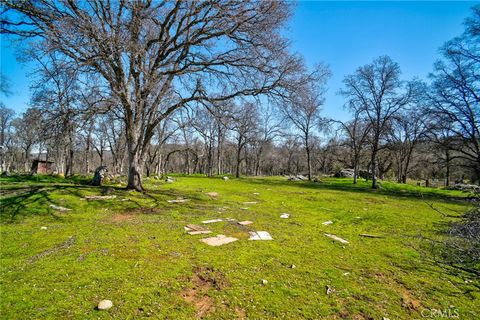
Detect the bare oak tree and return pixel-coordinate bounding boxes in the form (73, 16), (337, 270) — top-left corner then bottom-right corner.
(340, 56), (412, 188)
(3, 0), (304, 190)
(429, 6), (480, 182)
(280, 64), (331, 180)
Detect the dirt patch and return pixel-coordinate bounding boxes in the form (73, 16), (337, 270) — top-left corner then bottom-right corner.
(373, 271), (422, 311)
(401, 291), (421, 310)
(132, 207), (163, 214)
(181, 267), (229, 318)
(109, 213), (138, 223)
(235, 306), (246, 319)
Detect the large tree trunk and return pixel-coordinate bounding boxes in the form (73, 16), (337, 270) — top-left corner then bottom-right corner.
(445, 149), (450, 187)
(235, 137), (243, 178)
(127, 148), (143, 191)
(217, 126), (223, 175)
(353, 157), (358, 185)
(306, 146), (312, 181)
(371, 148), (378, 189)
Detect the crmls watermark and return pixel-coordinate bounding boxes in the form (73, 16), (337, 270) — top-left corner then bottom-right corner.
(421, 307), (460, 318)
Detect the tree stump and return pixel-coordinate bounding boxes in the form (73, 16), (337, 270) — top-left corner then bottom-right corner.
(92, 166), (108, 186)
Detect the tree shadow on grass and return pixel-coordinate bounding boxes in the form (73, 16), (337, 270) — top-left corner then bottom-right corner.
(241, 177), (471, 204)
(0, 184), (127, 223)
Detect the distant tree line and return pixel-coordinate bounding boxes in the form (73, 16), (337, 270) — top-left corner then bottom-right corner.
(0, 2), (478, 189)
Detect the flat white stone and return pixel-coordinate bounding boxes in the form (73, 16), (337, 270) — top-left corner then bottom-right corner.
(248, 231), (273, 241)
(280, 213), (290, 219)
(167, 199), (188, 203)
(188, 230), (212, 235)
(322, 220), (333, 225)
(324, 233), (349, 244)
(49, 204), (71, 212)
(238, 220), (253, 226)
(97, 299), (113, 310)
(200, 235), (238, 246)
(40, 226), (48, 230)
(202, 218), (223, 224)
(205, 192), (219, 197)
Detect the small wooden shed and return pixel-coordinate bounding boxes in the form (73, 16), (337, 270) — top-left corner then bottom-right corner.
(31, 160), (54, 174)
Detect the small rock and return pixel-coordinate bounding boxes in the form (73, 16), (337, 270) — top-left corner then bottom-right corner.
(290, 264), (296, 269)
(223, 176), (229, 181)
(322, 220), (333, 225)
(326, 285), (335, 295)
(261, 279), (268, 285)
(97, 300), (113, 310)
(343, 272), (350, 276)
(280, 213), (290, 219)
(40, 226), (47, 230)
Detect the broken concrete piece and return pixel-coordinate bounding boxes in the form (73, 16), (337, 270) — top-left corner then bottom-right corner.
(188, 230), (212, 235)
(185, 224), (207, 231)
(324, 233), (349, 244)
(280, 213), (290, 219)
(238, 220), (253, 226)
(84, 195), (117, 200)
(326, 285), (335, 295)
(248, 231), (273, 241)
(49, 204), (71, 212)
(322, 220), (333, 225)
(184, 224), (212, 235)
(206, 192), (219, 197)
(202, 218), (223, 224)
(167, 199), (189, 203)
(359, 233), (384, 238)
(200, 235), (238, 246)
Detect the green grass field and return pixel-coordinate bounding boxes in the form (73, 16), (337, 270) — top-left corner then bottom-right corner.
(0, 175), (478, 319)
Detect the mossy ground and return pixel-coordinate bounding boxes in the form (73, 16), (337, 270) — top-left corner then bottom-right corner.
(0, 175), (478, 319)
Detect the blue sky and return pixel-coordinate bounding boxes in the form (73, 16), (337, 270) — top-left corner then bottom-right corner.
(287, 1), (478, 120)
(1, 1), (478, 121)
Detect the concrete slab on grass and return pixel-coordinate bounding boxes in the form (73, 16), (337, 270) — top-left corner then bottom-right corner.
(324, 233), (349, 244)
(248, 231), (273, 240)
(200, 235), (238, 246)
(202, 218), (223, 224)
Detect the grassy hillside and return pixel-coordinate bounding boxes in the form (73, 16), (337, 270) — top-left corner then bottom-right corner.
(0, 175), (478, 319)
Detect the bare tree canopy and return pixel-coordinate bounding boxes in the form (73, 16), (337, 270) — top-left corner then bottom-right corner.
(2, 0), (306, 190)
(340, 55), (413, 188)
(429, 6), (480, 181)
